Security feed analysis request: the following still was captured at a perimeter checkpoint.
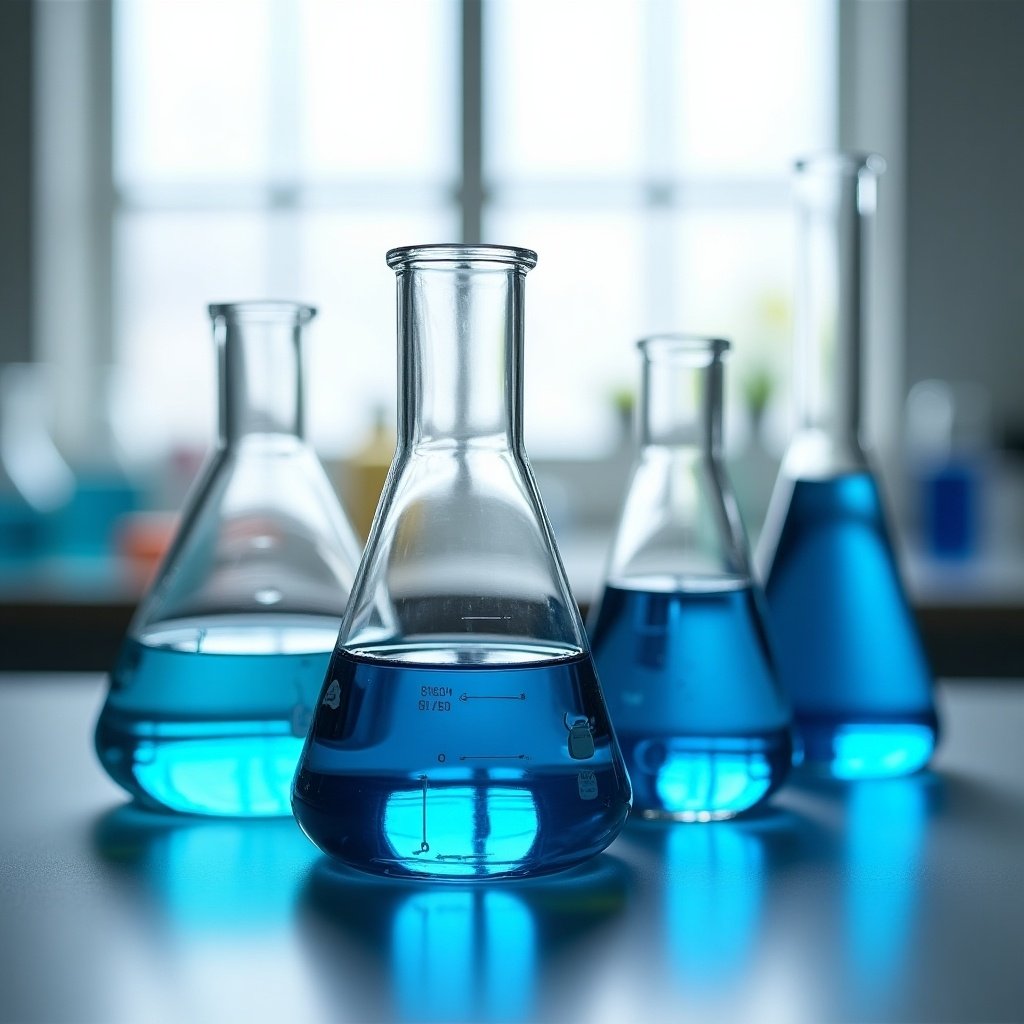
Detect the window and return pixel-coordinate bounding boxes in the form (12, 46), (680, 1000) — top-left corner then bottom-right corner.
(72, 0), (835, 462)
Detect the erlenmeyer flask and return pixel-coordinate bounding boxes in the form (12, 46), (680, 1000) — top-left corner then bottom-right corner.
(95, 302), (362, 816)
(759, 153), (939, 778)
(292, 244), (631, 879)
(590, 336), (792, 821)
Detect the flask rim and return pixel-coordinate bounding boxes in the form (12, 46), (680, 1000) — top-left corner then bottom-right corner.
(208, 301), (317, 323)
(794, 151), (886, 177)
(637, 334), (730, 356)
(386, 243), (538, 271)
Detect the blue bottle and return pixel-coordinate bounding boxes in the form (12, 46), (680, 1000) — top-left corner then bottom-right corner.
(292, 245), (631, 878)
(589, 336), (791, 821)
(759, 154), (939, 778)
(95, 302), (362, 815)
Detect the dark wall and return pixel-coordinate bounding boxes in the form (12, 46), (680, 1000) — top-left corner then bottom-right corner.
(0, 0), (33, 363)
(906, 0), (1024, 441)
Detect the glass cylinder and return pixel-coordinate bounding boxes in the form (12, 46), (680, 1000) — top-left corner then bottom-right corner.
(95, 302), (362, 816)
(292, 244), (631, 879)
(760, 154), (939, 778)
(590, 336), (791, 820)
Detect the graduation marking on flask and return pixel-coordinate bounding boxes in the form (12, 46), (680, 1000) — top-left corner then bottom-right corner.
(458, 692), (527, 703)
(413, 774), (430, 855)
(458, 753), (531, 761)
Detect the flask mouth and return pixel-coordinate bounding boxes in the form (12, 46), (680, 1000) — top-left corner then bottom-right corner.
(638, 334), (730, 359)
(794, 151), (886, 177)
(386, 244), (538, 271)
(208, 301), (317, 324)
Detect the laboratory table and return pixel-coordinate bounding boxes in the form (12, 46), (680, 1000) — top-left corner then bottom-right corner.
(0, 676), (1022, 1024)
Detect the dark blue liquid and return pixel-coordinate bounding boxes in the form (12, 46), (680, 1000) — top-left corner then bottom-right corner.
(292, 645), (631, 879)
(764, 472), (938, 778)
(589, 582), (791, 820)
(95, 617), (337, 816)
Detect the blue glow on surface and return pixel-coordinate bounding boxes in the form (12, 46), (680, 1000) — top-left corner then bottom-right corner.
(765, 472), (938, 777)
(590, 583), (791, 818)
(664, 823), (764, 989)
(393, 890), (535, 1022)
(844, 777), (929, 1007)
(94, 807), (319, 933)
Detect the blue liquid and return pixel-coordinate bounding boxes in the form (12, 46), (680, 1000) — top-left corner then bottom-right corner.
(589, 581), (791, 820)
(292, 644), (631, 879)
(764, 472), (938, 778)
(95, 616), (338, 816)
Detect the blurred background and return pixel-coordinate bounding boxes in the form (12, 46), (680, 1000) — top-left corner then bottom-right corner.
(1, 0), (1021, 673)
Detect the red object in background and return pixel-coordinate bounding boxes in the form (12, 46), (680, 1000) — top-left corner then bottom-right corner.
(115, 511), (178, 588)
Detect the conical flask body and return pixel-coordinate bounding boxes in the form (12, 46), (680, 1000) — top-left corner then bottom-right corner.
(589, 337), (791, 821)
(764, 472), (938, 777)
(292, 246), (631, 879)
(760, 154), (938, 778)
(95, 303), (361, 816)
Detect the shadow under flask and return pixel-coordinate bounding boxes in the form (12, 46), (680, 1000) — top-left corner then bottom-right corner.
(589, 337), (792, 821)
(758, 153), (939, 778)
(95, 302), (362, 816)
(292, 244), (631, 879)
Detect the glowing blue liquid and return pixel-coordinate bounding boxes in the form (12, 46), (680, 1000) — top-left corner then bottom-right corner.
(765, 472), (938, 778)
(589, 582), (791, 820)
(95, 617), (338, 816)
(292, 645), (631, 879)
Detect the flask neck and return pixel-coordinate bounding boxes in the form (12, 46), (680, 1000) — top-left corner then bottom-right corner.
(211, 304), (315, 445)
(606, 336), (749, 587)
(396, 263), (526, 450)
(792, 153), (882, 460)
(639, 337), (727, 458)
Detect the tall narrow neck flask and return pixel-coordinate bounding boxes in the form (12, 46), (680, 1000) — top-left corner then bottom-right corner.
(590, 337), (791, 820)
(760, 154), (939, 778)
(292, 244), (631, 879)
(95, 302), (362, 816)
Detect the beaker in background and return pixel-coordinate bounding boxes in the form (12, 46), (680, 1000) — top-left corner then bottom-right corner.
(589, 336), (791, 821)
(759, 153), (939, 779)
(95, 302), (362, 816)
(55, 365), (143, 558)
(0, 363), (75, 565)
(905, 379), (990, 561)
(292, 244), (631, 879)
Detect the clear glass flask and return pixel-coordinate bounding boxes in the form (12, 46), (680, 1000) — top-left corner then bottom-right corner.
(95, 302), (362, 816)
(589, 336), (792, 821)
(292, 244), (631, 879)
(759, 154), (939, 778)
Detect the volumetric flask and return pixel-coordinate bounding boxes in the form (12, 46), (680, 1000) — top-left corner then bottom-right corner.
(95, 302), (362, 816)
(292, 244), (631, 879)
(759, 154), (939, 778)
(590, 336), (792, 821)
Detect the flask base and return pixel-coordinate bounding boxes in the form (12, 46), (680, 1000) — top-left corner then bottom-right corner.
(292, 768), (630, 881)
(793, 712), (938, 780)
(617, 728), (792, 821)
(96, 707), (305, 817)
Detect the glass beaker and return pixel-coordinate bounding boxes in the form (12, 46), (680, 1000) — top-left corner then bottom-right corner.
(0, 363), (75, 564)
(292, 244), (631, 879)
(95, 302), (362, 816)
(759, 153), (939, 778)
(589, 336), (792, 821)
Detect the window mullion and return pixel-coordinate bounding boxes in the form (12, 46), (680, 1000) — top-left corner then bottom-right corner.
(460, 0), (483, 243)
